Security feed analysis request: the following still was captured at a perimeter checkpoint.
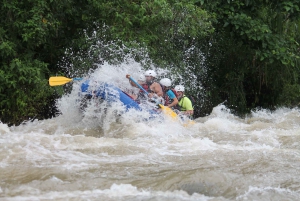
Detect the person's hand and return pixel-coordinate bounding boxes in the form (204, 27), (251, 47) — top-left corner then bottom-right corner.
(148, 93), (153, 98)
(152, 94), (158, 99)
(184, 111), (193, 116)
(126, 74), (130, 79)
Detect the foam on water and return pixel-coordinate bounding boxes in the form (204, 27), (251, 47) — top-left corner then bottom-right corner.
(3, 183), (220, 201)
(1, 62), (300, 200)
(236, 186), (300, 200)
(0, 122), (10, 134)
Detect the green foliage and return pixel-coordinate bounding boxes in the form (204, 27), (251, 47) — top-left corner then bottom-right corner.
(198, 0), (300, 114)
(88, 0), (214, 57)
(63, 0), (215, 80)
(0, 0), (92, 125)
(63, 1), (215, 117)
(1, 0), (300, 124)
(0, 0), (214, 124)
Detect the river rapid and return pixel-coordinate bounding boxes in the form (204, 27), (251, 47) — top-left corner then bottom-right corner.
(1, 64), (300, 201)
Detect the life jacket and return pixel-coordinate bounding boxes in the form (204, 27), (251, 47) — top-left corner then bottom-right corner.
(176, 95), (194, 111)
(137, 82), (153, 101)
(139, 82), (152, 93)
(163, 88), (178, 106)
(139, 78), (155, 93)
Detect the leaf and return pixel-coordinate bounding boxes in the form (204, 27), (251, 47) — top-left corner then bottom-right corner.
(284, 6), (291, 11)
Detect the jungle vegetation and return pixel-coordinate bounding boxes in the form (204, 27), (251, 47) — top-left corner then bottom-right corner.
(0, 0), (299, 125)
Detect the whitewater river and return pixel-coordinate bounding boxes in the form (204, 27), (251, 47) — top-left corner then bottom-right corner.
(1, 65), (300, 200)
(1, 104), (300, 201)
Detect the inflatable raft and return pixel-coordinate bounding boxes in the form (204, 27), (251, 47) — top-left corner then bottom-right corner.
(49, 76), (194, 125)
(80, 80), (158, 115)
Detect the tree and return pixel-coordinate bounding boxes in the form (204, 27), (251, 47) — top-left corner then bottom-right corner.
(61, 0), (216, 117)
(0, 0), (93, 124)
(0, 0), (215, 124)
(197, 0), (300, 114)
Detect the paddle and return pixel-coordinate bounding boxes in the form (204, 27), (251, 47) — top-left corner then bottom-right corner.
(126, 75), (178, 119)
(49, 76), (82, 86)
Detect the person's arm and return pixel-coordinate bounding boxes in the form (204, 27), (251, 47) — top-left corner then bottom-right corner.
(148, 82), (163, 98)
(128, 79), (143, 88)
(166, 90), (178, 107)
(126, 75), (137, 87)
(168, 97), (178, 107)
(153, 82), (163, 97)
(183, 110), (193, 115)
(182, 97), (194, 115)
(128, 79), (136, 87)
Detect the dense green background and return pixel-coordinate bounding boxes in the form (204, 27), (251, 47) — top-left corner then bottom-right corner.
(0, 0), (299, 125)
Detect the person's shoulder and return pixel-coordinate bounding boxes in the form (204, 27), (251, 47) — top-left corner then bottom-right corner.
(183, 96), (192, 103)
(167, 90), (176, 97)
(152, 82), (161, 87)
(184, 95), (191, 100)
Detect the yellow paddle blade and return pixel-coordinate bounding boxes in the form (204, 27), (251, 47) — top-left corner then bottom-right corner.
(159, 104), (195, 126)
(183, 120), (195, 127)
(49, 76), (73, 86)
(159, 104), (178, 119)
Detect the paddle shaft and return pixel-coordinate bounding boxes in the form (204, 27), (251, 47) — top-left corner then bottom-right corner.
(128, 76), (149, 95)
(127, 75), (166, 106)
(72, 78), (83, 81)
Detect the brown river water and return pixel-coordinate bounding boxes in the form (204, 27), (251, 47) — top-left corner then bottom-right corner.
(1, 104), (300, 201)
(1, 65), (300, 200)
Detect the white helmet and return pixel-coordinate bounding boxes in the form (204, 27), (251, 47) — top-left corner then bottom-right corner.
(175, 85), (185, 92)
(160, 78), (172, 87)
(138, 74), (146, 82)
(144, 70), (157, 78)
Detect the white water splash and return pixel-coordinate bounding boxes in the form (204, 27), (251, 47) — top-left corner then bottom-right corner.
(3, 183), (218, 201)
(2, 61), (300, 200)
(237, 186), (300, 200)
(0, 122), (10, 134)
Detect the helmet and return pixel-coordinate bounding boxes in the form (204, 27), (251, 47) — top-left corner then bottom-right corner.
(175, 85), (185, 92)
(160, 78), (172, 87)
(144, 70), (157, 78)
(138, 74), (146, 82)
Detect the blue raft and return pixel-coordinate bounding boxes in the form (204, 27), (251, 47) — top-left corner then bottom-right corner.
(79, 80), (195, 126)
(80, 80), (157, 114)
